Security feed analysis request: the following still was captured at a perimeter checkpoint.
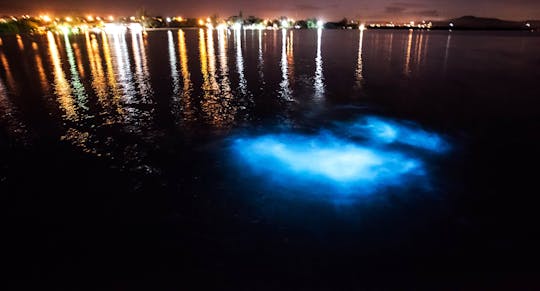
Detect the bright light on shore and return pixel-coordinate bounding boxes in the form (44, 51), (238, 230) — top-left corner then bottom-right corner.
(317, 20), (324, 28)
(359, 24), (366, 31)
(232, 22), (242, 30)
(41, 15), (52, 22)
(129, 23), (143, 33)
(104, 23), (126, 34)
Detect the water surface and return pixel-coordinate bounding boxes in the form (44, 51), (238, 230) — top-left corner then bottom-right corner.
(2, 28), (540, 287)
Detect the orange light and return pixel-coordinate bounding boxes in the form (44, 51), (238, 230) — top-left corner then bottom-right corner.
(198, 19), (205, 25)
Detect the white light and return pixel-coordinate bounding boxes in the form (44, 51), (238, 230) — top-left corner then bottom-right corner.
(317, 20), (324, 28)
(526, 23), (531, 27)
(449, 23), (454, 27)
(129, 23), (143, 33)
(281, 20), (289, 28)
(232, 22), (241, 30)
(104, 23), (126, 34)
(166, 17), (171, 23)
(60, 26), (70, 35)
(359, 24), (366, 31)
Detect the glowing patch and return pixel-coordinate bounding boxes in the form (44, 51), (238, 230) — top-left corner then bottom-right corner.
(342, 116), (450, 153)
(232, 133), (425, 194)
(229, 116), (450, 200)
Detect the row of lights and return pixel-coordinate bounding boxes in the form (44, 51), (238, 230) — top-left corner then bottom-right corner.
(38, 15), (116, 23)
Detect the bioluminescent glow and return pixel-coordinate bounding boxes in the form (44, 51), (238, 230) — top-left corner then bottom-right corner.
(234, 133), (422, 182)
(342, 116), (450, 153)
(230, 115), (450, 200)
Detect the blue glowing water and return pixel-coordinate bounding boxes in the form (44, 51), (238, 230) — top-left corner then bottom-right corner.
(339, 116), (450, 153)
(230, 116), (450, 200)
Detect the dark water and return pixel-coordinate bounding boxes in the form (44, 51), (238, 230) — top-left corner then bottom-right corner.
(2, 29), (540, 288)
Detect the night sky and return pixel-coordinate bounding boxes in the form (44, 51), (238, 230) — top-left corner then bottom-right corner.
(1, 0), (539, 21)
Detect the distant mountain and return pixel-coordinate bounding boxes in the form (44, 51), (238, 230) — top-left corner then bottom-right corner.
(431, 16), (531, 30)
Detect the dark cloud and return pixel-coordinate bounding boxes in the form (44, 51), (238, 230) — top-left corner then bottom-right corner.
(385, 6), (407, 14)
(418, 9), (439, 17)
(391, 2), (427, 8)
(295, 4), (322, 11)
(294, 3), (339, 11)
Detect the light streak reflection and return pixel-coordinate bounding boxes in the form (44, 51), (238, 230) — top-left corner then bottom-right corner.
(314, 28), (324, 98)
(85, 32), (108, 107)
(0, 75), (28, 142)
(16, 34), (24, 50)
(257, 29), (265, 84)
(47, 31), (77, 121)
(235, 29), (247, 96)
(0, 50), (17, 92)
(100, 31), (124, 117)
(279, 29), (292, 101)
(63, 33), (88, 112)
(32, 42), (50, 93)
(355, 29), (365, 88)
(168, 30), (180, 97)
(404, 29), (413, 76)
(178, 29), (195, 121)
(444, 32), (452, 74)
(132, 31), (153, 98)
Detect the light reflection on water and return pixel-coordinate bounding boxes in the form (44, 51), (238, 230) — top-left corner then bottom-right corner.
(355, 29), (364, 88)
(0, 74), (28, 142)
(0, 49), (16, 93)
(279, 29), (292, 101)
(63, 33), (88, 112)
(132, 31), (152, 98)
(178, 29), (195, 122)
(1, 29), (538, 174)
(84, 32), (107, 108)
(32, 42), (50, 93)
(404, 29), (413, 76)
(235, 29), (247, 97)
(47, 31), (77, 121)
(257, 29), (264, 84)
(314, 28), (324, 99)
